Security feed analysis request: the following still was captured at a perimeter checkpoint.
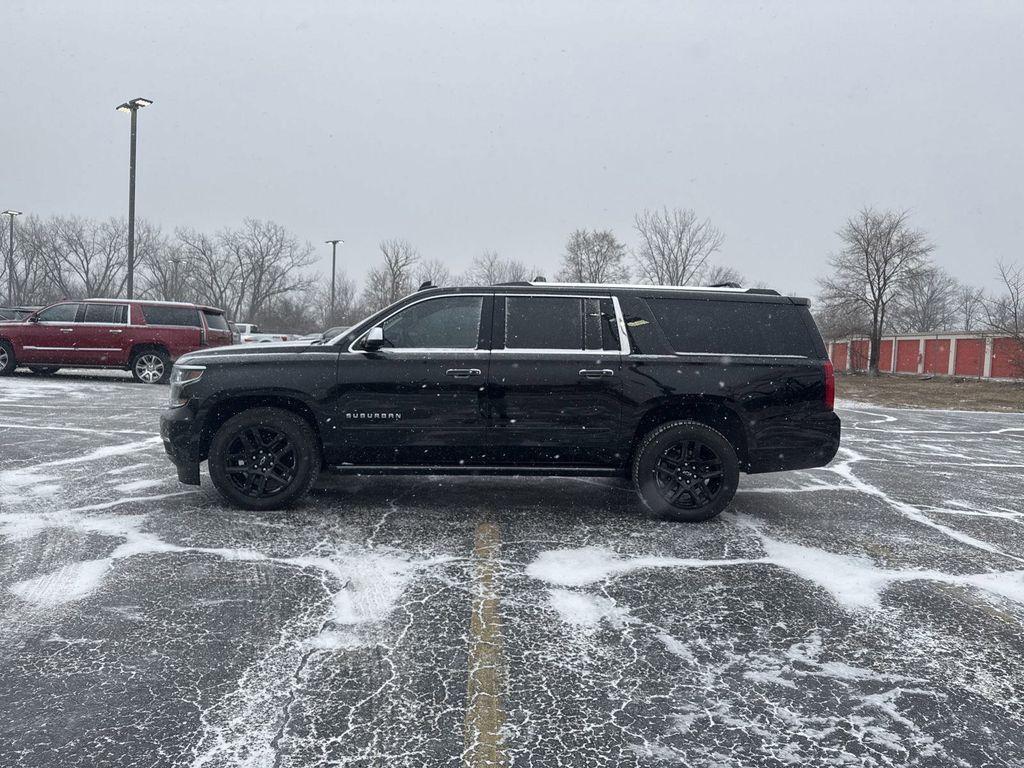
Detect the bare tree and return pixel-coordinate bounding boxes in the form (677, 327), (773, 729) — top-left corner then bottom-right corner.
(220, 219), (316, 321)
(140, 244), (197, 302)
(362, 238), (420, 312)
(176, 228), (243, 317)
(3, 215), (57, 305)
(817, 208), (933, 373)
(890, 266), (958, 333)
(559, 229), (629, 283)
(417, 258), (452, 287)
(633, 207), (724, 286)
(955, 283), (986, 332)
(34, 216), (131, 298)
(307, 272), (358, 328)
(697, 263), (745, 287)
(462, 250), (531, 285)
(984, 260), (1024, 376)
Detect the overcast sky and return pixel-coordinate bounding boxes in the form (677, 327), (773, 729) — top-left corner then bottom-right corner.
(3, 1), (1022, 297)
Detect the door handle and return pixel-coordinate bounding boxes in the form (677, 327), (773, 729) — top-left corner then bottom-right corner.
(109, 329), (123, 334)
(445, 368), (482, 378)
(579, 368), (614, 378)
(60, 328), (74, 333)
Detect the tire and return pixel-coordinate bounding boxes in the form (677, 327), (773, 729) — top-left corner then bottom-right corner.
(28, 366), (60, 375)
(130, 348), (171, 384)
(632, 420), (739, 522)
(208, 407), (321, 511)
(0, 340), (15, 376)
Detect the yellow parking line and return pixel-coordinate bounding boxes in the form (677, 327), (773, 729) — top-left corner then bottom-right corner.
(463, 521), (507, 768)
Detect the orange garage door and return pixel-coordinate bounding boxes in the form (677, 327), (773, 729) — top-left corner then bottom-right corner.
(877, 339), (893, 372)
(850, 340), (869, 370)
(923, 339), (950, 374)
(896, 340), (920, 373)
(954, 339), (984, 377)
(832, 342), (848, 370)
(991, 337), (1024, 379)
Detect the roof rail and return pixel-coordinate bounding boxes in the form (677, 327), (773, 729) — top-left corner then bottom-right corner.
(493, 281), (532, 287)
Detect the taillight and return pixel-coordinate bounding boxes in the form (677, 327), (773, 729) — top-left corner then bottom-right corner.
(823, 359), (835, 411)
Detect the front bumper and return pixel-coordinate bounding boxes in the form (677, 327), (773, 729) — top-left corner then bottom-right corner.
(160, 407), (202, 485)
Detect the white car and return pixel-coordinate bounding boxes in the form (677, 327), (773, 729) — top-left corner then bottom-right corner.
(234, 323), (290, 344)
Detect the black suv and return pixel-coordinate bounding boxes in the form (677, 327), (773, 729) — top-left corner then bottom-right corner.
(161, 283), (839, 522)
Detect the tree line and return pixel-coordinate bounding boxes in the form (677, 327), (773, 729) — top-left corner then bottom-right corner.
(2, 206), (1019, 367)
(816, 207), (1023, 373)
(0, 207), (743, 332)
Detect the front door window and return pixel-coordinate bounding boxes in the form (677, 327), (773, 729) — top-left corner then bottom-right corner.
(376, 296), (484, 350)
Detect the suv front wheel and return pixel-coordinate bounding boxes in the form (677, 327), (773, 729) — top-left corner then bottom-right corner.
(208, 407), (321, 511)
(632, 420), (739, 522)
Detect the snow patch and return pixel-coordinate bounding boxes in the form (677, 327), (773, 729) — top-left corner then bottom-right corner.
(547, 588), (632, 630)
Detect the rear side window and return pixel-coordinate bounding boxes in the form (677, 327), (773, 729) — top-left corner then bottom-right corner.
(83, 303), (127, 324)
(142, 305), (200, 327)
(202, 310), (229, 331)
(646, 298), (818, 357)
(505, 297), (583, 350)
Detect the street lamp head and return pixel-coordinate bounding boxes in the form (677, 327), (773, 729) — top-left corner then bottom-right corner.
(116, 97), (154, 113)
(325, 239), (345, 245)
(1, 210), (22, 217)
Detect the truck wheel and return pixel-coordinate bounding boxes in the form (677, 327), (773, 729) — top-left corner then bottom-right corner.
(632, 420), (739, 522)
(131, 349), (171, 384)
(0, 341), (15, 375)
(29, 366), (60, 375)
(208, 407), (321, 511)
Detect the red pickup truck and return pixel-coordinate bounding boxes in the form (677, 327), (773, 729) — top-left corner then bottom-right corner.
(0, 299), (233, 383)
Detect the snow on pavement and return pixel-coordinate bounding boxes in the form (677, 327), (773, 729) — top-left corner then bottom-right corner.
(1, 371), (1024, 767)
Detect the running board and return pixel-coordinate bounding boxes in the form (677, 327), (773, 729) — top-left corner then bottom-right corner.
(325, 465), (624, 478)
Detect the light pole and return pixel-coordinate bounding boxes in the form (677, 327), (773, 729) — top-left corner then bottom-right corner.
(1, 210), (21, 306)
(325, 239), (344, 323)
(116, 97), (153, 299)
(169, 254), (186, 300)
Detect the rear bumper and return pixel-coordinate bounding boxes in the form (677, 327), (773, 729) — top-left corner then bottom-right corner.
(745, 411), (841, 474)
(160, 407), (202, 485)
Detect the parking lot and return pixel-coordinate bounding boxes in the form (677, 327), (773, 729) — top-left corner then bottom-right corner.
(1, 370), (1023, 767)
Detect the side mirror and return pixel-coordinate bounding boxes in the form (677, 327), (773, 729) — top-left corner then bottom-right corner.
(28, 314), (39, 323)
(364, 325), (386, 351)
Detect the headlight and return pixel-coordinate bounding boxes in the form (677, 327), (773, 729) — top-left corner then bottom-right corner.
(169, 365), (205, 407)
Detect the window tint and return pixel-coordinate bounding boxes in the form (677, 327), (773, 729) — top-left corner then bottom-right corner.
(142, 305), (200, 327)
(646, 298), (818, 357)
(37, 303), (80, 322)
(379, 295), (483, 349)
(202, 310), (229, 331)
(505, 297), (583, 350)
(83, 303), (127, 324)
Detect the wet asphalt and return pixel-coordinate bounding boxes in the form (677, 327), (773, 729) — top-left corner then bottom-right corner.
(1, 370), (1023, 767)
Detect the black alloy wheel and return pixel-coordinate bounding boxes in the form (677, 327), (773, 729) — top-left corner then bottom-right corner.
(224, 425), (298, 499)
(632, 420), (739, 522)
(208, 407), (320, 510)
(653, 439), (726, 509)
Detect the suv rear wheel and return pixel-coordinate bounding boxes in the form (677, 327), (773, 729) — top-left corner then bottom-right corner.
(0, 341), (15, 376)
(632, 420), (739, 522)
(131, 348), (171, 384)
(208, 407), (321, 511)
